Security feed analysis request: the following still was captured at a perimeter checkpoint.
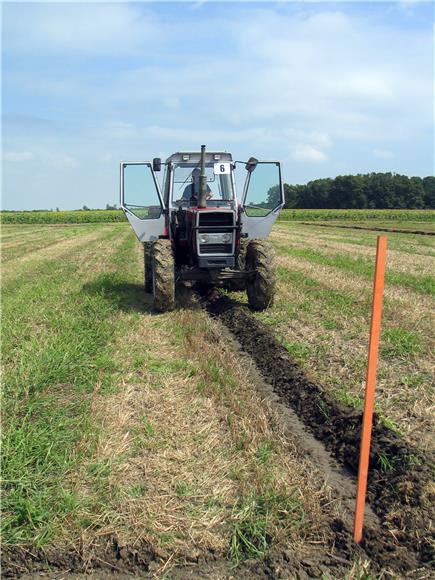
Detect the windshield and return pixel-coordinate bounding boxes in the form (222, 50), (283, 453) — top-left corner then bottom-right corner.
(172, 163), (234, 206)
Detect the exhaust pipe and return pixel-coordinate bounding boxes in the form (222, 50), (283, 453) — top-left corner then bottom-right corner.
(198, 144), (207, 208)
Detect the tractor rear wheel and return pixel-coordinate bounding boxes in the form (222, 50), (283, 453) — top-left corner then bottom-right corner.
(152, 239), (175, 312)
(246, 239), (276, 311)
(144, 242), (153, 293)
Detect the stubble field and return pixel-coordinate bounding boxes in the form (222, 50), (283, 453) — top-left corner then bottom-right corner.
(1, 219), (434, 578)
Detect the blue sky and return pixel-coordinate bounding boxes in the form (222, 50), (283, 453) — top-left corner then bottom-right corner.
(2, 1), (434, 210)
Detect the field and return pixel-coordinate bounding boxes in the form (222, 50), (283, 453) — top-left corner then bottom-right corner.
(2, 218), (434, 578)
(1, 210), (126, 224)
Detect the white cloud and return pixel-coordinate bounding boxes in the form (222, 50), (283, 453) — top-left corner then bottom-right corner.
(373, 148), (395, 159)
(3, 151), (34, 162)
(3, 4), (159, 56)
(291, 145), (328, 162)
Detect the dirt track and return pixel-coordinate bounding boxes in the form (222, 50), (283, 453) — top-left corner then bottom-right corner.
(207, 295), (434, 576)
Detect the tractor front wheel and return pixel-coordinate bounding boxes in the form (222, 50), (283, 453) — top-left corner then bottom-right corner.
(144, 242), (153, 293)
(246, 239), (276, 311)
(152, 239), (175, 312)
(225, 238), (248, 292)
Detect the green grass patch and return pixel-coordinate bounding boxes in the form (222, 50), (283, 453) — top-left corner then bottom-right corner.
(381, 328), (421, 359)
(255, 441), (276, 465)
(1, 226), (141, 545)
(282, 340), (312, 364)
(229, 490), (305, 564)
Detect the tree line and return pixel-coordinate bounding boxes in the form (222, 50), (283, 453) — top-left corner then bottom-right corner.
(283, 173), (435, 209)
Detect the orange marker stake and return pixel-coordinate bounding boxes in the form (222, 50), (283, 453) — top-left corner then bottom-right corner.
(353, 235), (387, 544)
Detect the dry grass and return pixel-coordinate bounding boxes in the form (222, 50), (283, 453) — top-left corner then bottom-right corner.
(178, 308), (338, 530)
(1, 227), (114, 285)
(272, 227), (435, 277)
(275, 253), (434, 333)
(260, 226), (434, 453)
(67, 299), (339, 571)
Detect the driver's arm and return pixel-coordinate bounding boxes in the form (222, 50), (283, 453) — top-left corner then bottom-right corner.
(205, 184), (213, 200)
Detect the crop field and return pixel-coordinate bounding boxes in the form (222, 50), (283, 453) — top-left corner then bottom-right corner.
(2, 208), (434, 228)
(2, 219), (434, 578)
(1, 210), (126, 224)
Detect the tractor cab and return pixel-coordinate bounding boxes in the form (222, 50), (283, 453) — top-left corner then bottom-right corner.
(120, 146), (284, 312)
(168, 152), (235, 209)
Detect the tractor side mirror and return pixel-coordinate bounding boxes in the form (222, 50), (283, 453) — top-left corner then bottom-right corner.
(245, 157), (258, 173)
(153, 158), (162, 172)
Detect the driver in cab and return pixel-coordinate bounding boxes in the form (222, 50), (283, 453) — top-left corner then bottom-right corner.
(181, 167), (213, 202)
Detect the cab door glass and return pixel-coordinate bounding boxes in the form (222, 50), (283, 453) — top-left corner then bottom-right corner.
(244, 163), (281, 217)
(122, 163), (162, 219)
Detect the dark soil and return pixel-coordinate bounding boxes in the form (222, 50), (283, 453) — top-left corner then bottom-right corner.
(206, 295), (435, 576)
(1, 535), (355, 579)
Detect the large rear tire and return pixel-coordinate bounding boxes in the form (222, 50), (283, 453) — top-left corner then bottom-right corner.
(152, 239), (175, 312)
(144, 242), (153, 293)
(246, 239), (276, 311)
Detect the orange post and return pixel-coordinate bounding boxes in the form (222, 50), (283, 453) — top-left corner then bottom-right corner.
(353, 235), (387, 544)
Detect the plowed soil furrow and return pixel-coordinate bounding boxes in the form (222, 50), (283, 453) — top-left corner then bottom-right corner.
(206, 294), (435, 575)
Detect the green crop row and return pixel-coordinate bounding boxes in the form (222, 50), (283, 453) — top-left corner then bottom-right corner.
(278, 209), (435, 222)
(1, 210), (127, 224)
(2, 208), (434, 225)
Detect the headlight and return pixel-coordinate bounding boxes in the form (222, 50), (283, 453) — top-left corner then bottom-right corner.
(221, 233), (232, 243)
(199, 232), (233, 244)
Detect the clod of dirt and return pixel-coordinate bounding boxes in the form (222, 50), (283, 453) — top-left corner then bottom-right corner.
(206, 295), (435, 575)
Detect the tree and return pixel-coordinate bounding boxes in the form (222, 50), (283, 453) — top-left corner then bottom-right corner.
(266, 185), (281, 208)
(406, 177), (425, 209)
(283, 184), (302, 208)
(281, 172), (433, 209)
(423, 176), (435, 208)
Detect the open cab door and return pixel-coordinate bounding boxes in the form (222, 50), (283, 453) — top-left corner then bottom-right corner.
(120, 162), (165, 242)
(237, 160), (284, 239)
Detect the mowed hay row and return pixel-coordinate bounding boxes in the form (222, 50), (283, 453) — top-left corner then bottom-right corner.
(274, 222), (435, 257)
(2, 225), (139, 546)
(272, 226), (434, 276)
(1, 225), (129, 287)
(71, 307), (339, 568)
(263, 224), (435, 453)
(1, 224), (355, 577)
(1, 223), (111, 262)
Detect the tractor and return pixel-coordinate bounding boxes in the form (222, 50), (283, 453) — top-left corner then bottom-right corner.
(120, 145), (284, 312)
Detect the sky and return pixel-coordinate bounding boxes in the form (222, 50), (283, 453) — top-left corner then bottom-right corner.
(2, 1), (434, 210)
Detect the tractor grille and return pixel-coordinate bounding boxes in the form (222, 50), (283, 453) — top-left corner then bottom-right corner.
(199, 243), (232, 254)
(198, 212), (234, 228)
(197, 211), (235, 257)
